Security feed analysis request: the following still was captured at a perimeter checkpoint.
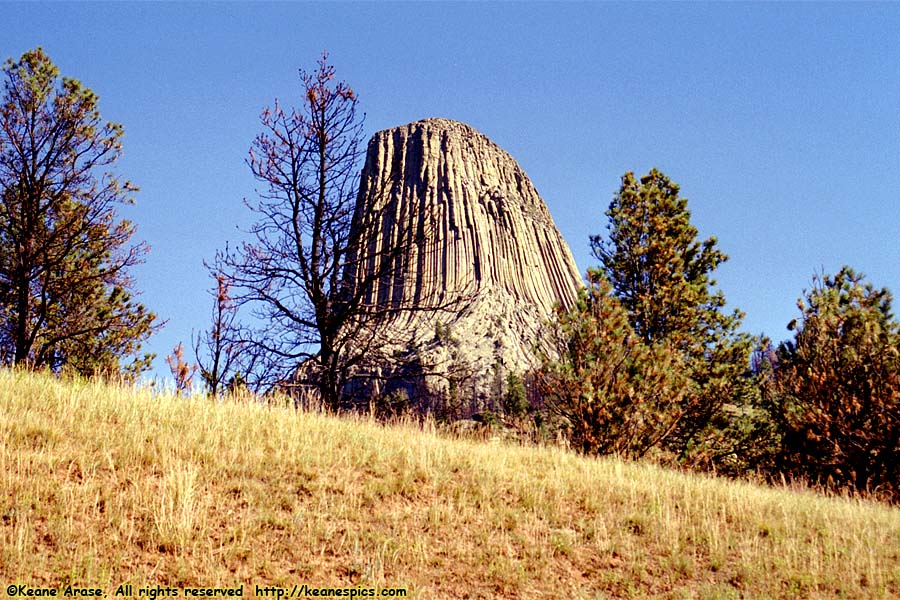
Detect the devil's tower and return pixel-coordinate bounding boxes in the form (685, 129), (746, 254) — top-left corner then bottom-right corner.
(343, 118), (582, 412)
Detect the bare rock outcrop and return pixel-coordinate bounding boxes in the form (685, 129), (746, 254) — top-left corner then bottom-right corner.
(344, 118), (582, 413)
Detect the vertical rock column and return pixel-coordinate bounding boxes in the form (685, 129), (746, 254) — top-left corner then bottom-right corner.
(343, 118), (584, 401)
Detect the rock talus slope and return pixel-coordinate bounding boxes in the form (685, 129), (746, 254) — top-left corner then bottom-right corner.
(345, 118), (583, 409)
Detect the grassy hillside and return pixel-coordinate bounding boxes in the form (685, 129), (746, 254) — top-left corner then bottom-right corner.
(1, 369), (898, 599)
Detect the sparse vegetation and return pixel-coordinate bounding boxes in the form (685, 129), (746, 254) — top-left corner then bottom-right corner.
(2, 368), (899, 598)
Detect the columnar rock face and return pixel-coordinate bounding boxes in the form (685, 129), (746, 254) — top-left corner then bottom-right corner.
(345, 118), (583, 410)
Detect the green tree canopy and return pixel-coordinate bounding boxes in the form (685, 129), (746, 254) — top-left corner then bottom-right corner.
(590, 169), (753, 461)
(0, 48), (156, 377)
(591, 169), (737, 347)
(538, 269), (689, 457)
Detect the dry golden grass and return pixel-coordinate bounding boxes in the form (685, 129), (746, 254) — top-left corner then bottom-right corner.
(1, 368), (899, 598)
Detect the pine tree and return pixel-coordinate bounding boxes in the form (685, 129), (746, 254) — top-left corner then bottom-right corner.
(538, 270), (689, 457)
(768, 267), (900, 500)
(592, 169), (734, 345)
(0, 48), (156, 377)
(591, 169), (753, 461)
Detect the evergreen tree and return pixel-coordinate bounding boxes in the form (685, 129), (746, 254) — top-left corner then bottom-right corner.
(591, 169), (753, 461)
(0, 48), (156, 377)
(767, 267), (900, 500)
(502, 372), (528, 418)
(591, 169), (735, 345)
(538, 270), (689, 458)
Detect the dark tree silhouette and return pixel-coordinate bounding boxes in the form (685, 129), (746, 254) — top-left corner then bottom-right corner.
(192, 266), (262, 396)
(218, 53), (457, 408)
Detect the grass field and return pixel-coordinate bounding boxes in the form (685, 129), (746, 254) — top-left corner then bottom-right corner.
(1, 368), (899, 599)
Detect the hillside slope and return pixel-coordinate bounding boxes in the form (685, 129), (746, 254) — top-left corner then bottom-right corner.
(1, 369), (898, 598)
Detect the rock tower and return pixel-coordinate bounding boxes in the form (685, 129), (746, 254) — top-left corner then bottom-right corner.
(344, 118), (583, 412)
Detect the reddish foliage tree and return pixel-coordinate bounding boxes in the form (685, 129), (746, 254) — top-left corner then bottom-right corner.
(165, 342), (197, 395)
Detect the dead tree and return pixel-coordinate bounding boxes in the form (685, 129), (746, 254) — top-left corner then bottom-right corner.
(218, 53), (467, 409)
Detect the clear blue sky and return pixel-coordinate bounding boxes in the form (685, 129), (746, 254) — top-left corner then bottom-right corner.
(5, 3), (900, 383)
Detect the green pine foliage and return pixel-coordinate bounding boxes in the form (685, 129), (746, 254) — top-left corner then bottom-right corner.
(591, 170), (731, 346)
(765, 267), (900, 501)
(537, 270), (689, 458)
(589, 169), (755, 466)
(502, 372), (528, 418)
(0, 48), (156, 378)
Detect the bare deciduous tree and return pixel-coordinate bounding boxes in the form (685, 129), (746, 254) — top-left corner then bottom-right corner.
(192, 267), (253, 396)
(217, 53), (462, 409)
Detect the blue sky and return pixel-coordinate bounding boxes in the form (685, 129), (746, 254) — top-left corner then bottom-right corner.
(5, 3), (900, 383)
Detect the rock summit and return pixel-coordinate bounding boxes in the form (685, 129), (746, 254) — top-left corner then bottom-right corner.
(343, 118), (583, 412)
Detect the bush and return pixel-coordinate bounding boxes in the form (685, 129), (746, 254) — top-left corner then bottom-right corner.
(373, 388), (411, 420)
(680, 345), (781, 477)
